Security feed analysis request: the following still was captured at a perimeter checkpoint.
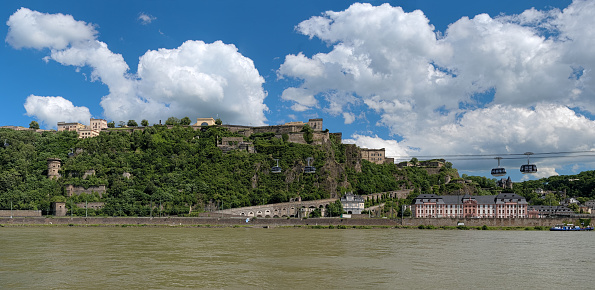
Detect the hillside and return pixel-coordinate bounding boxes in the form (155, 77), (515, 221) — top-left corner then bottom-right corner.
(0, 124), (522, 216)
(513, 171), (595, 205)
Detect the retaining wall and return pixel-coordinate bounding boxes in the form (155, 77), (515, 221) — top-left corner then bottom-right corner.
(0, 210), (42, 217)
(0, 216), (586, 227)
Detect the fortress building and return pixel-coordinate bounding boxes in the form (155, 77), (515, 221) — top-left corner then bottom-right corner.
(57, 118), (108, 139)
(47, 158), (61, 179)
(196, 118), (216, 126)
(57, 122), (86, 132)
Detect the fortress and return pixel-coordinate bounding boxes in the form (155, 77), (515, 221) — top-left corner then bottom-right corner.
(58, 118), (108, 139)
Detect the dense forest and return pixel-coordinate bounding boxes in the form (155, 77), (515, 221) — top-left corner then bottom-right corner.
(1, 124), (594, 216)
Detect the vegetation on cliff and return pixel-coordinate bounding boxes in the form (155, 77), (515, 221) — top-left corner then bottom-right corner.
(3, 124), (593, 216)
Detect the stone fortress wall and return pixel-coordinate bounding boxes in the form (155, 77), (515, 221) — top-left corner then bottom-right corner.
(215, 198), (338, 218)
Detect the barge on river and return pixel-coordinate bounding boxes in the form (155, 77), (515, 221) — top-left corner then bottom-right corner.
(550, 224), (594, 231)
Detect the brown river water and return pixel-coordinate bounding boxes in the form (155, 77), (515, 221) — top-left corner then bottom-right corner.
(0, 227), (592, 289)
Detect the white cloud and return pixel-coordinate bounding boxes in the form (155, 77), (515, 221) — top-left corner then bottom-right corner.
(6, 7), (96, 50)
(135, 40), (268, 125)
(278, 1), (595, 177)
(342, 112), (355, 124)
(24, 95), (91, 128)
(138, 13), (156, 25)
(522, 166), (559, 181)
(399, 104), (595, 156)
(280, 87), (317, 111)
(343, 134), (410, 159)
(7, 8), (269, 127)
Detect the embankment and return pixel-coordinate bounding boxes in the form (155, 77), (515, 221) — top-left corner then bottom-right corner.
(0, 216), (586, 228)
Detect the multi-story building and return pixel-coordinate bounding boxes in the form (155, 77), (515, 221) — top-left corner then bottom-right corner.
(340, 192), (365, 214)
(411, 193), (528, 218)
(57, 122), (86, 132)
(77, 128), (100, 139)
(527, 205), (575, 218)
(57, 118), (107, 138)
(90, 118), (108, 131)
(360, 148), (387, 164)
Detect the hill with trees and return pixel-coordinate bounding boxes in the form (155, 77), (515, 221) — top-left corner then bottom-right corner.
(2, 122), (593, 216)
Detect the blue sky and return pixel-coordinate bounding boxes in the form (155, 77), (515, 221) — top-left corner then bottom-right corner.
(4, 0), (595, 182)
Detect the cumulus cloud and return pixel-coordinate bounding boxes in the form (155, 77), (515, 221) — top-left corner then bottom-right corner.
(280, 87), (317, 111)
(343, 134), (410, 160)
(24, 95), (91, 128)
(6, 7), (96, 50)
(7, 8), (268, 127)
(138, 13), (156, 25)
(278, 1), (595, 176)
(522, 166), (559, 181)
(135, 40), (268, 125)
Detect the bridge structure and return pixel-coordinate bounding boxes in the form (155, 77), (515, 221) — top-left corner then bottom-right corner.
(214, 198), (338, 218)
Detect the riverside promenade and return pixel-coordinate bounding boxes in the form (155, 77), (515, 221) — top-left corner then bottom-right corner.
(0, 216), (582, 228)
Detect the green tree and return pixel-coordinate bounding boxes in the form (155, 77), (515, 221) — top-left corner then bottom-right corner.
(301, 124), (313, 144)
(107, 121), (115, 128)
(215, 118), (222, 125)
(309, 208), (322, 218)
(127, 120), (138, 127)
(180, 117), (191, 125)
(543, 193), (559, 206)
(165, 117), (180, 126)
(29, 121), (39, 130)
(327, 200), (344, 217)
(568, 203), (580, 213)
(141, 119), (149, 127)
(118, 121), (126, 127)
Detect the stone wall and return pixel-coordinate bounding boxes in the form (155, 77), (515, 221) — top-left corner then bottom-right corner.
(287, 132), (307, 144)
(0, 216), (587, 228)
(65, 184), (106, 197)
(362, 190), (412, 202)
(0, 210), (42, 217)
(75, 202), (105, 210)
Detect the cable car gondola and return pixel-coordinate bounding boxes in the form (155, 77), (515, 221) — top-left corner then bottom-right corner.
(520, 152), (537, 174)
(304, 157), (315, 174)
(491, 157), (506, 177)
(271, 158), (281, 174)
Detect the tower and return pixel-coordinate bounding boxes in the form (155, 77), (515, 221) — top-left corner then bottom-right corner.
(47, 158), (61, 180)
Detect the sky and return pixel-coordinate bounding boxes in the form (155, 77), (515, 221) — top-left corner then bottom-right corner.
(3, 0), (595, 182)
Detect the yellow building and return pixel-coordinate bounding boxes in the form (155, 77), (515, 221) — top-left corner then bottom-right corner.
(57, 122), (86, 132)
(57, 118), (108, 138)
(196, 117), (216, 126)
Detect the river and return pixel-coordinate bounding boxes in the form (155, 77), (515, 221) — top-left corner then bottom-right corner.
(0, 227), (592, 289)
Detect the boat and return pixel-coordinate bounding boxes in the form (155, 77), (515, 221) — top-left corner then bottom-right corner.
(549, 224), (594, 231)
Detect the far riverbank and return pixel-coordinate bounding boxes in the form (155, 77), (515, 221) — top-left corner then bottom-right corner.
(1, 216), (588, 229)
